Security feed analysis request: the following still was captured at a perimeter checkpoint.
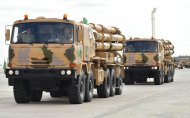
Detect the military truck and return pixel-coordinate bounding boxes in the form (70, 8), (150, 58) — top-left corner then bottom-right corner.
(183, 61), (190, 68)
(174, 61), (183, 69)
(123, 37), (175, 85)
(4, 15), (125, 104)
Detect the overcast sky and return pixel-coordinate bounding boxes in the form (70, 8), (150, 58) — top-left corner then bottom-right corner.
(0, 0), (190, 64)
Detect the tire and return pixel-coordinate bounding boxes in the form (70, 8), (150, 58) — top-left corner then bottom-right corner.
(154, 70), (164, 85)
(164, 75), (169, 83)
(164, 71), (171, 83)
(171, 75), (174, 82)
(68, 70), (85, 104)
(124, 72), (134, 85)
(110, 68), (116, 97)
(97, 68), (110, 98)
(171, 70), (174, 82)
(13, 79), (31, 103)
(115, 77), (123, 95)
(161, 70), (164, 84)
(84, 70), (94, 102)
(143, 78), (147, 83)
(31, 89), (43, 102)
(50, 90), (63, 98)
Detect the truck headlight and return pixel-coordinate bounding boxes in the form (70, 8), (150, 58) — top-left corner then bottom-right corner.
(151, 66), (157, 69)
(67, 70), (71, 75)
(15, 70), (19, 75)
(125, 67), (129, 69)
(8, 70), (13, 75)
(61, 70), (65, 75)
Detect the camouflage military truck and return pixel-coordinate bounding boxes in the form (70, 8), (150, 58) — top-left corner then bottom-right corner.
(123, 37), (175, 85)
(183, 61), (190, 68)
(174, 61), (183, 69)
(4, 15), (125, 104)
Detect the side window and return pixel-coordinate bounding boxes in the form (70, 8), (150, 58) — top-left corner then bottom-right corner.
(13, 27), (18, 43)
(76, 26), (79, 42)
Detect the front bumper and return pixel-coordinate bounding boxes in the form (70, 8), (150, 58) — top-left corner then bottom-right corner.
(125, 66), (159, 72)
(5, 68), (76, 79)
(124, 66), (159, 79)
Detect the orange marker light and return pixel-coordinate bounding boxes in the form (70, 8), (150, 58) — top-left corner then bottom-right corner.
(63, 14), (67, 20)
(24, 14), (28, 20)
(70, 63), (77, 68)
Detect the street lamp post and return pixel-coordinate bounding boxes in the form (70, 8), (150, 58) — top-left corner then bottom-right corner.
(152, 8), (157, 39)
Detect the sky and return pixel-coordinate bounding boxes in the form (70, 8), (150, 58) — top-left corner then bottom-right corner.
(0, 0), (190, 64)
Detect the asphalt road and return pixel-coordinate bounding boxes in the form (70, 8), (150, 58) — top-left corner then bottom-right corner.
(0, 68), (190, 118)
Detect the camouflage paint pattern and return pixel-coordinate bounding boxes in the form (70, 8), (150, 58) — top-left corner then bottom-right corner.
(9, 47), (15, 61)
(7, 17), (124, 86)
(153, 53), (159, 62)
(64, 45), (75, 63)
(141, 53), (148, 63)
(123, 37), (175, 80)
(124, 52), (159, 66)
(9, 44), (79, 68)
(41, 45), (53, 63)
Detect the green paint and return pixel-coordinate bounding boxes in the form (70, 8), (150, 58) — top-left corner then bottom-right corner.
(77, 47), (81, 58)
(64, 48), (70, 60)
(153, 54), (159, 62)
(64, 45), (76, 63)
(83, 17), (88, 24)
(9, 47), (15, 61)
(141, 53), (148, 63)
(41, 45), (53, 63)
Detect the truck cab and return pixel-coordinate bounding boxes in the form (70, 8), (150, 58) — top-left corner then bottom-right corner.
(123, 38), (166, 85)
(5, 15), (96, 104)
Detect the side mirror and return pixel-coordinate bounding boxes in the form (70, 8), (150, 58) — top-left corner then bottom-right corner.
(5, 29), (10, 41)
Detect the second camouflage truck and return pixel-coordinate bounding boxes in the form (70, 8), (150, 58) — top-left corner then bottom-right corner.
(123, 37), (175, 85)
(4, 15), (125, 104)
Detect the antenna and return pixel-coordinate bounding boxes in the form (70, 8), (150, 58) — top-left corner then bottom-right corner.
(151, 8), (157, 39)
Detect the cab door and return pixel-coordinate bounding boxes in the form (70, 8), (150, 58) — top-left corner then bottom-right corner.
(83, 26), (95, 61)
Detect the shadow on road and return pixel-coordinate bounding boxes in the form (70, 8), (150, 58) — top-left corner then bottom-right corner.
(29, 93), (105, 105)
(133, 82), (155, 85)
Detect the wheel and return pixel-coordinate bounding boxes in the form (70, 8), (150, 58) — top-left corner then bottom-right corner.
(171, 70), (174, 82)
(50, 90), (63, 98)
(115, 77), (123, 95)
(171, 77), (174, 82)
(164, 71), (171, 83)
(68, 70), (86, 104)
(110, 68), (116, 97)
(124, 72), (134, 85)
(97, 68), (110, 98)
(154, 70), (164, 85)
(161, 70), (164, 84)
(164, 75), (168, 83)
(13, 79), (31, 103)
(143, 78), (147, 83)
(84, 69), (94, 102)
(31, 89), (43, 102)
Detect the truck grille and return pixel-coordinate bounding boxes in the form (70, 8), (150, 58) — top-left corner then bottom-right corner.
(135, 60), (146, 64)
(31, 58), (49, 68)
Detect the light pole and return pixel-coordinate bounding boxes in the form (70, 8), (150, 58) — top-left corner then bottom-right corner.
(152, 8), (157, 39)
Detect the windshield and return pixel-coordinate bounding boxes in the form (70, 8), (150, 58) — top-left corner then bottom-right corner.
(125, 41), (158, 52)
(11, 22), (74, 44)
